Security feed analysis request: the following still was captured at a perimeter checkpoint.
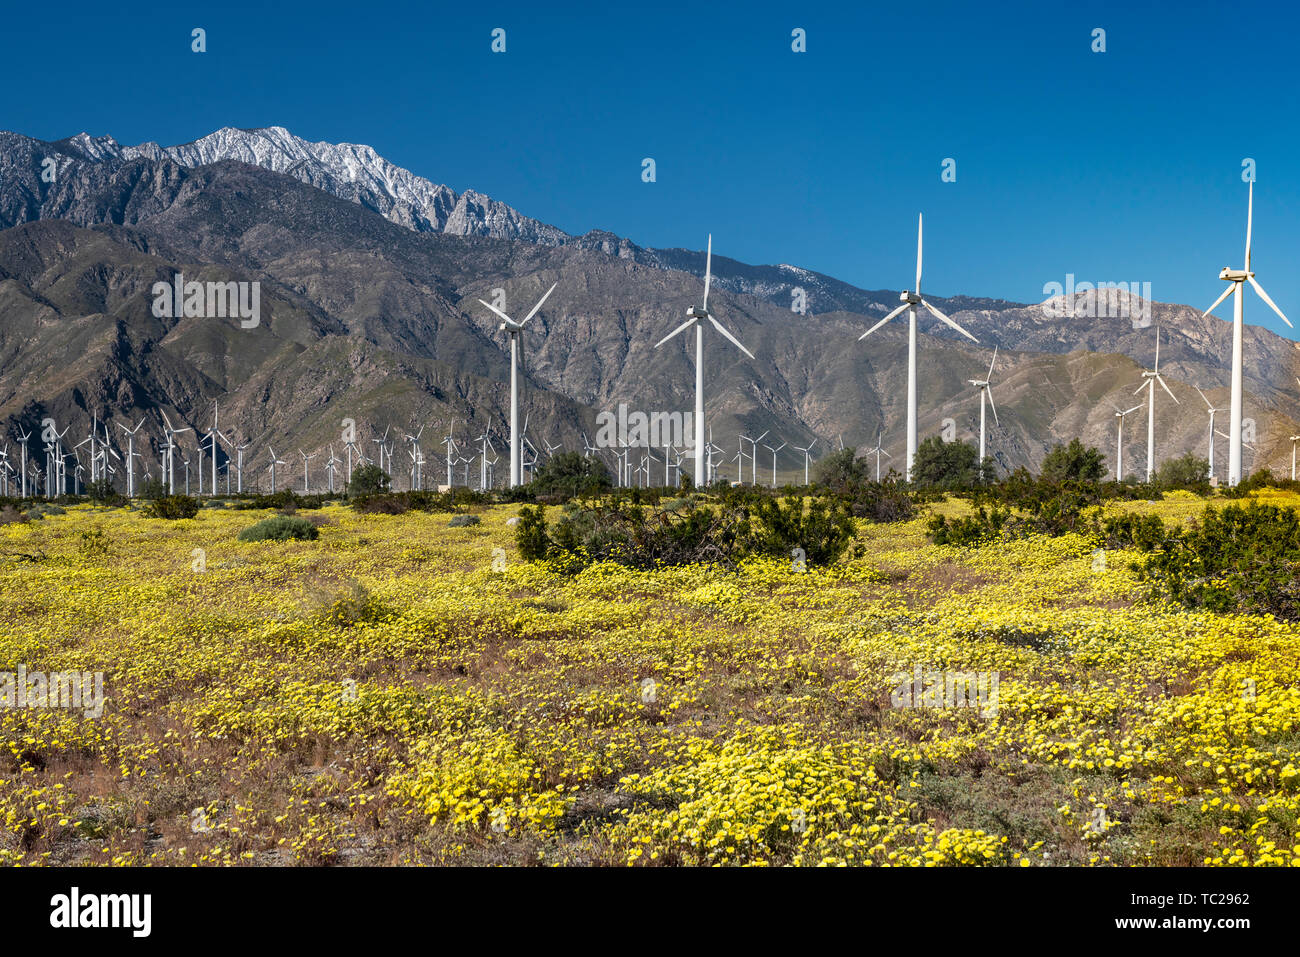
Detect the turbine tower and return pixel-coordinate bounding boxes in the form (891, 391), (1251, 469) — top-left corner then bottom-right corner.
(856, 214), (978, 480)
(478, 282), (557, 488)
(653, 235), (755, 487)
(1202, 181), (1292, 486)
(1133, 327), (1179, 482)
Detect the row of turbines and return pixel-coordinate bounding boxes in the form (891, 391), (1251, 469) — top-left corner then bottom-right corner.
(1, 183), (1293, 496)
(479, 179), (1291, 490)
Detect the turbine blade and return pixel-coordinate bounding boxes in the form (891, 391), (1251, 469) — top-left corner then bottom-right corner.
(1204, 284), (1233, 318)
(858, 302), (909, 339)
(1154, 327), (1161, 372)
(1247, 276), (1293, 327)
(1156, 375), (1179, 403)
(654, 314), (699, 349)
(985, 386), (999, 427)
(915, 213), (923, 294)
(1134, 381), (1148, 396)
(1245, 179), (1253, 272)
(703, 234), (713, 310)
(986, 344), (998, 382)
(1195, 387), (1212, 410)
(521, 282), (557, 325)
(921, 299), (978, 343)
(477, 298), (513, 325)
(706, 314), (756, 360)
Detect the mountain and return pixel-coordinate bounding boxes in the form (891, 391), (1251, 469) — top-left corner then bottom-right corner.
(1, 125), (1298, 488)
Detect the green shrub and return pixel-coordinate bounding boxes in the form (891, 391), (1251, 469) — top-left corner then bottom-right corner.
(347, 464), (391, 497)
(448, 514), (481, 527)
(515, 506), (550, 561)
(1040, 439), (1106, 483)
(237, 515), (319, 542)
(1137, 502), (1300, 621)
(143, 496), (200, 520)
(528, 451), (612, 498)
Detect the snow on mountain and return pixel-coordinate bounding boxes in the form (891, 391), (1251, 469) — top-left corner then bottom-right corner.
(62, 125), (571, 245)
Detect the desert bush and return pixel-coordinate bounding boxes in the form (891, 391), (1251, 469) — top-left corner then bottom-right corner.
(448, 514), (481, 527)
(928, 507), (1011, 546)
(1039, 439), (1107, 483)
(143, 496), (200, 520)
(515, 505), (550, 561)
(528, 451), (612, 498)
(237, 515), (319, 542)
(1137, 502), (1300, 621)
(347, 464), (391, 497)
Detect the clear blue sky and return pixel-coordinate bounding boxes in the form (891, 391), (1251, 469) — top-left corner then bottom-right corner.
(5, 0), (1299, 336)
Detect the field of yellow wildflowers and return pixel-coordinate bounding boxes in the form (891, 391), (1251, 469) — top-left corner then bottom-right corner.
(2, 491), (1299, 867)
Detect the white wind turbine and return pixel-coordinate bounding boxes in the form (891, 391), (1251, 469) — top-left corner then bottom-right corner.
(478, 282), (557, 488)
(1202, 181), (1292, 486)
(792, 439), (817, 485)
(762, 440), (786, 488)
(740, 430), (768, 485)
(15, 428), (31, 498)
(1133, 327), (1179, 482)
(857, 214), (978, 480)
(299, 449), (314, 494)
(968, 346), (999, 468)
(267, 447), (286, 493)
(1194, 388), (1228, 483)
(865, 432), (891, 482)
(1289, 433), (1300, 482)
(160, 412), (190, 495)
(1112, 404), (1143, 482)
(653, 235), (755, 487)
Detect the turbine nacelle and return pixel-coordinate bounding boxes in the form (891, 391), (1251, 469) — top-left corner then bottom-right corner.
(1219, 267), (1249, 281)
(899, 290), (921, 304)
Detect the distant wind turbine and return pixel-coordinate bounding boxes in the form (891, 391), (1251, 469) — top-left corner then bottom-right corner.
(1113, 404), (1142, 482)
(1133, 327), (1179, 482)
(968, 346), (999, 469)
(478, 282), (557, 488)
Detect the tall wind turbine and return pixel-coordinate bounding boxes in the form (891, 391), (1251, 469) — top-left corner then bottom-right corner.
(1133, 328), (1179, 482)
(478, 282), (557, 488)
(1202, 181), (1292, 486)
(1195, 388), (1227, 483)
(1113, 404), (1142, 481)
(968, 346), (999, 468)
(856, 214), (978, 480)
(653, 235), (755, 487)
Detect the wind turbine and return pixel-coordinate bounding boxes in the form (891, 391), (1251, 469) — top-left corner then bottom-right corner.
(15, 428), (31, 498)
(1194, 388), (1228, 483)
(478, 282), (556, 488)
(1202, 181), (1292, 486)
(792, 439), (817, 486)
(865, 432), (891, 482)
(1113, 404), (1142, 482)
(160, 412), (191, 495)
(968, 346), (999, 469)
(299, 449), (314, 494)
(762, 440), (786, 488)
(1133, 327), (1179, 482)
(268, 447), (286, 493)
(326, 446), (340, 494)
(856, 214), (978, 480)
(653, 235), (755, 488)
(739, 430), (768, 485)
(235, 441), (249, 493)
